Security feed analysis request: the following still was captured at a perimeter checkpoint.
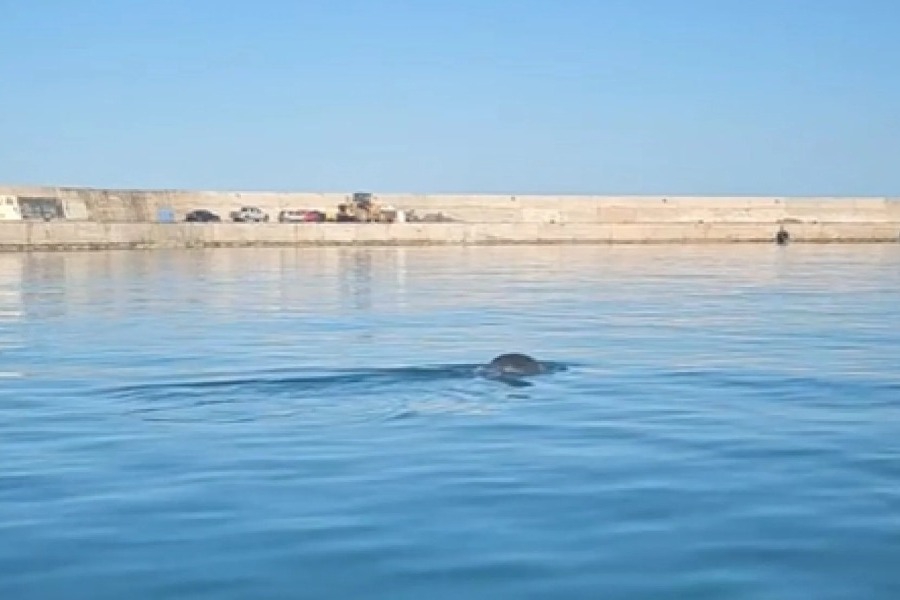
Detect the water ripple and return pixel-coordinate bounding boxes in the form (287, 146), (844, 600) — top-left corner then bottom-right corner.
(1, 245), (899, 599)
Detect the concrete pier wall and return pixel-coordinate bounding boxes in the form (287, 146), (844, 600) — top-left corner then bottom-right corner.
(1, 221), (898, 252)
(0, 185), (898, 250)
(2, 184), (900, 225)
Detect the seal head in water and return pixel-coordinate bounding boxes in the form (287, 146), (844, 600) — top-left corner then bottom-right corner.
(487, 353), (546, 377)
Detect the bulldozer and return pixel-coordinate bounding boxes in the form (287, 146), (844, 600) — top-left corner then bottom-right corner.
(335, 192), (394, 223)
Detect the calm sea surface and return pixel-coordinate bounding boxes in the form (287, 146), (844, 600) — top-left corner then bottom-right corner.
(1, 244), (899, 599)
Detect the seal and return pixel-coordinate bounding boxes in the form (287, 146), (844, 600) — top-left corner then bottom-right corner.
(474, 353), (566, 386)
(486, 353), (547, 377)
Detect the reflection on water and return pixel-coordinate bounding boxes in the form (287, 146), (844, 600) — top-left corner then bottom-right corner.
(6, 243), (898, 316)
(0, 255), (22, 320)
(1, 244), (899, 599)
(339, 248), (373, 312)
(0, 256), (23, 378)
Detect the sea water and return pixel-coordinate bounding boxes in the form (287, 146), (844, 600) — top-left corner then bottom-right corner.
(0, 244), (898, 599)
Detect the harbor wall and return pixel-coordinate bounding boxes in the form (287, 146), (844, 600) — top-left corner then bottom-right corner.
(1, 221), (899, 251)
(2, 184), (900, 224)
(0, 185), (898, 249)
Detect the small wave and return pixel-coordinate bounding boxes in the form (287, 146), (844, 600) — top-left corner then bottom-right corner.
(105, 364), (483, 397)
(100, 360), (573, 425)
(664, 367), (898, 390)
(660, 367), (899, 408)
(104, 361), (572, 398)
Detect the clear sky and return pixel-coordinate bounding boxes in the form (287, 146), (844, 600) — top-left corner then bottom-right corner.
(1, 0), (898, 195)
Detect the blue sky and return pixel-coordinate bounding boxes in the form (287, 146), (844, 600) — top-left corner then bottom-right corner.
(1, 0), (898, 195)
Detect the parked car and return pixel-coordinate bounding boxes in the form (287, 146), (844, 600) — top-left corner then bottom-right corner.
(230, 206), (269, 222)
(185, 209), (221, 222)
(279, 209), (326, 223)
(278, 209), (306, 223)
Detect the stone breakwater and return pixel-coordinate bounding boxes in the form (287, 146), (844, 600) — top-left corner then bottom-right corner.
(0, 185), (899, 250)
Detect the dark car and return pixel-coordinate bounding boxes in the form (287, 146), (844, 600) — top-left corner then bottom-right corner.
(185, 209), (221, 222)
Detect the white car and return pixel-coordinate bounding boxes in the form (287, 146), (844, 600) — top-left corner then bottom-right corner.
(230, 206), (269, 222)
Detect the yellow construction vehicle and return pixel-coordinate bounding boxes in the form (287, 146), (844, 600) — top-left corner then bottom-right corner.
(336, 192), (394, 223)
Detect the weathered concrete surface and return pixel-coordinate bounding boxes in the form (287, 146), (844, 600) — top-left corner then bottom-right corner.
(1, 221), (898, 251)
(1, 185), (898, 250)
(0, 185), (348, 223)
(2, 184), (900, 225)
